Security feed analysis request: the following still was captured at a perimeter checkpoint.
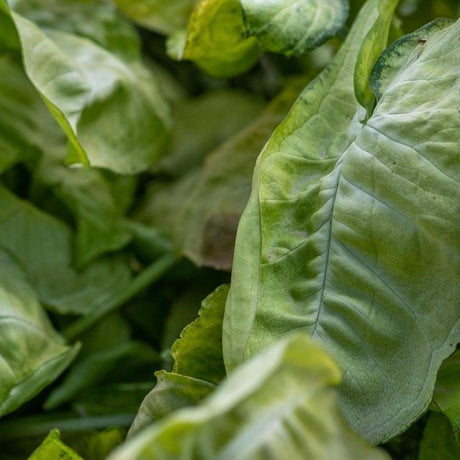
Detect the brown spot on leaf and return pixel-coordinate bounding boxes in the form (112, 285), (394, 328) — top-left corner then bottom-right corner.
(202, 213), (240, 271)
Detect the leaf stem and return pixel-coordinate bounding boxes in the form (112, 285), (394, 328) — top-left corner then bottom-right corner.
(63, 253), (177, 342)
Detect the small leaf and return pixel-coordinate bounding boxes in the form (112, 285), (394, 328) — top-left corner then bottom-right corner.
(128, 286), (229, 436)
(354, 0), (398, 116)
(175, 0), (260, 77)
(27, 429), (83, 460)
(240, 0), (349, 56)
(172, 285), (228, 384)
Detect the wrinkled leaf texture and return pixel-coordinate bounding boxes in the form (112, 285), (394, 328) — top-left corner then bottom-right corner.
(224, 0), (460, 444)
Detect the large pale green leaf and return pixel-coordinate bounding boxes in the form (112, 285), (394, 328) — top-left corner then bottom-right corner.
(170, 0), (260, 78)
(224, 0), (460, 444)
(418, 412), (460, 460)
(432, 350), (460, 437)
(114, 0), (196, 35)
(110, 334), (389, 460)
(0, 186), (131, 315)
(1, 0), (171, 173)
(0, 251), (79, 417)
(27, 430), (82, 460)
(128, 286), (228, 436)
(240, 0), (349, 56)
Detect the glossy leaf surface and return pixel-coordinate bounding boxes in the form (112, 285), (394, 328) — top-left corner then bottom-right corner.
(224, 0), (460, 443)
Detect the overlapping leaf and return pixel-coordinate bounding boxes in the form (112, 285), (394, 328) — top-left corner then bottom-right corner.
(0, 186), (131, 315)
(224, 0), (460, 444)
(169, 0), (349, 76)
(0, 251), (79, 417)
(0, 0), (171, 173)
(110, 334), (389, 460)
(128, 285), (228, 436)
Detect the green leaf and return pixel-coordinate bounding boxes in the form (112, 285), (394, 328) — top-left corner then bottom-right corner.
(109, 334), (389, 460)
(114, 0), (196, 35)
(224, 0), (460, 445)
(173, 0), (260, 78)
(45, 342), (159, 410)
(354, 0), (398, 116)
(128, 286), (228, 436)
(0, 186), (131, 315)
(128, 371), (215, 437)
(0, 251), (79, 417)
(433, 350), (460, 437)
(418, 412), (460, 460)
(33, 162), (134, 267)
(9, 0), (141, 62)
(370, 17), (454, 99)
(72, 383), (156, 417)
(178, 79), (307, 270)
(136, 84), (302, 270)
(1, 0), (171, 173)
(156, 89), (264, 177)
(172, 285), (228, 384)
(27, 429), (83, 460)
(0, 54), (63, 174)
(45, 313), (160, 409)
(240, 0), (349, 56)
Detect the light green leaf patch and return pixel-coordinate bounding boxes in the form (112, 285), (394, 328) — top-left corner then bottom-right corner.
(173, 0), (260, 78)
(1, 0), (171, 174)
(27, 429), (83, 460)
(110, 334), (389, 460)
(224, 0), (459, 445)
(240, 0), (349, 56)
(0, 251), (79, 417)
(353, 0), (398, 116)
